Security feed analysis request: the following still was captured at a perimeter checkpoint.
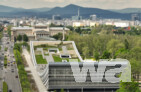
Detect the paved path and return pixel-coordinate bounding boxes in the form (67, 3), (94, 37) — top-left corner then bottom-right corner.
(45, 53), (54, 62)
(22, 49), (47, 92)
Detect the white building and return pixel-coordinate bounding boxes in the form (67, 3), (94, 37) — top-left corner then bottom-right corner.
(90, 15), (97, 21)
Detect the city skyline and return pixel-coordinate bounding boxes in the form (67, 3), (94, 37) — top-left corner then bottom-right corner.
(0, 0), (141, 9)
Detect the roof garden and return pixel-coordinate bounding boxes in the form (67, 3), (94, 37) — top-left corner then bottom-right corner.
(33, 41), (80, 64)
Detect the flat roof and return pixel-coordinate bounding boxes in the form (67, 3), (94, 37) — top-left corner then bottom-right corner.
(12, 26), (33, 30)
(50, 27), (69, 31)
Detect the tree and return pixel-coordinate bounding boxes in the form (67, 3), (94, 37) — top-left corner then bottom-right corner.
(94, 51), (100, 61)
(116, 81), (140, 92)
(82, 46), (89, 59)
(107, 39), (124, 58)
(14, 43), (21, 52)
(75, 27), (81, 33)
(130, 46), (141, 61)
(23, 34), (29, 42)
(17, 35), (22, 41)
(53, 33), (63, 40)
(130, 59), (141, 82)
(101, 50), (110, 59)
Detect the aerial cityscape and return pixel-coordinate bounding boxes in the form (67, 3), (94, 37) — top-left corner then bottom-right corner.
(0, 0), (141, 92)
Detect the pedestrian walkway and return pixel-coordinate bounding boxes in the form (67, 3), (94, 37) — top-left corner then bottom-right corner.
(22, 49), (47, 92)
(45, 53), (54, 62)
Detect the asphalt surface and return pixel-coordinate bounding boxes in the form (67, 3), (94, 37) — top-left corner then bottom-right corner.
(0, 31), (22, 92)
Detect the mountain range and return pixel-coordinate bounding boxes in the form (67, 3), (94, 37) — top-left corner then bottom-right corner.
(0, 4), (140, 20)
(109, 8), (141, 14)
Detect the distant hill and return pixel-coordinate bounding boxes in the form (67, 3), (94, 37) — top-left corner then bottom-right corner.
(109, 8), (141, 13)
(0, 4), (132, 20)
(0, 5), (51, 12)
(46, 4), (131, 19)
(28, 7), (51, 12)
(0, 5), (25, 12)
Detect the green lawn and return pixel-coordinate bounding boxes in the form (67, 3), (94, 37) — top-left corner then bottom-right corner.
(3, 82), (8, 92)
(68, 59), (81, 62)
(5, 47), (8, 51)
(4, 56), (7, 68)
(35, 55), (47, 64)
(53, 56), (62, 62)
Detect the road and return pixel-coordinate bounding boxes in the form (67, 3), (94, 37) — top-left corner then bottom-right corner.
(0, 31), (22, 92)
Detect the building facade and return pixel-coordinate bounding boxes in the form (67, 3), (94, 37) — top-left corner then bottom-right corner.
(48, 62), (120, 92)
(11, 25), (69, 41)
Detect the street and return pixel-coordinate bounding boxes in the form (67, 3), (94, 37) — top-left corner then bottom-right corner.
(0, 31), (22, 92)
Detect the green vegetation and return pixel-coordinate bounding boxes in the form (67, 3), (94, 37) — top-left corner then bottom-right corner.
(7, 26), (12, 38)
(14, 42), (30, 52)
(35, 55), (47, 64)
(68, 59), (80, 62)
(0, 31), (3, 40)
(4, 47), (8, 51)
(60, 89), (65, 92)
(3, 81), (8, 92)
(67, 25), (141, 91)
(0, 25), (3, 39)
(17, 35), (22, 41)
(4, 56), (7, 68)
(52, 33), (63, 40)
(53, 55), (62, 62)
(117, 80), (140, 92)
(74, 27), (91, 34)
(22, 42), (30, 52)
(23, 34), (29, 42)
(50, 23), (63, 27)
(14, 43), (31, 92)
(17, 34), (29, 42)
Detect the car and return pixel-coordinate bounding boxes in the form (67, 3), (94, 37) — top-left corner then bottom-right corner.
(15, 75), (18, 78)
(11, 69), (14, 72)
(8, 89), (12, 92)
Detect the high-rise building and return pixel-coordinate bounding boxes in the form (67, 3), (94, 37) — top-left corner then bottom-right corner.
(52, 15), (62, 20)
(72, 8), (82, 20)
(90, 15), (97, 21)
(131, 14), (140, 25)
(131, 14), (140, 21)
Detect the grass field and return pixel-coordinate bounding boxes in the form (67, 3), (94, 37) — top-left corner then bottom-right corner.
(3, 82), (8, 92)
(35, 55), (47, 64)
(53, 56), (62, 62)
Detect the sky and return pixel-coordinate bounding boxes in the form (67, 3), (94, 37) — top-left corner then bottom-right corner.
(0, 0), (141, 9)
